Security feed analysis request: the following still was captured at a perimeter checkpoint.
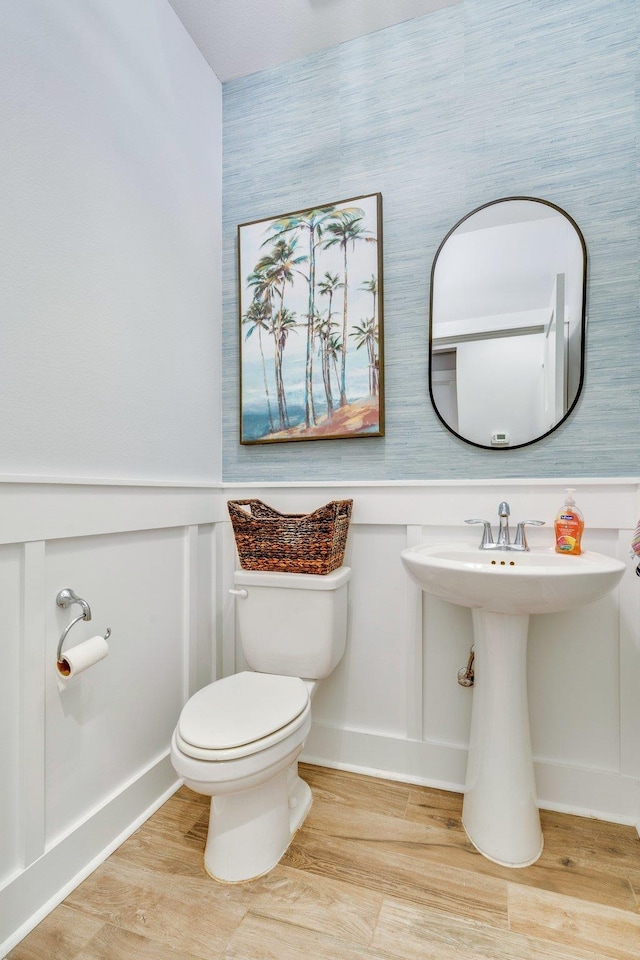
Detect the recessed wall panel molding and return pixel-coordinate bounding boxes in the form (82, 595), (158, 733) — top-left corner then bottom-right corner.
(617, 527), (640, 779)
(0, 483), (220, 957)
(19, 541), (47, 868)
(0, 545), (23, 885)
(44, 529), (186, 845)
(311, 524), (408, 738)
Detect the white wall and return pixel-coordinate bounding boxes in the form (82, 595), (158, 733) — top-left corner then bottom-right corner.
(434, 216), (578, 324)
(456, 334), (545, 446)
(0, 0), (222, 482)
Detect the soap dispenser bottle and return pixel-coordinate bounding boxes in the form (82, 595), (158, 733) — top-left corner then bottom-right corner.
(554, 488), (584, 555)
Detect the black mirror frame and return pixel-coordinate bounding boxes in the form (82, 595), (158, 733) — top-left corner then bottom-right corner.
(429, 196), (587, 451)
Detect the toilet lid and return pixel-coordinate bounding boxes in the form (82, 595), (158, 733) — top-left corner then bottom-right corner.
(178, 672), (309, 751)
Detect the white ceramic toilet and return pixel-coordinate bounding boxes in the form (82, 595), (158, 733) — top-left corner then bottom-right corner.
(170, 565), (350, 882)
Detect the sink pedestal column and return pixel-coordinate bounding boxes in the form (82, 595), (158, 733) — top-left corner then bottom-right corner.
(462, 609), (543, 867)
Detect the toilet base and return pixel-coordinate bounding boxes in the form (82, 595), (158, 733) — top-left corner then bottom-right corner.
(203, 765), (312, 882)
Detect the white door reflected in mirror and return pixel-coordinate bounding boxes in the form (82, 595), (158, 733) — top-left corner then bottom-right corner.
(430, 197), (586, 450)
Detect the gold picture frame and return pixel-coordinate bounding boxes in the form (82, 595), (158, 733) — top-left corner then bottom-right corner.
(237, 193), (384, 444)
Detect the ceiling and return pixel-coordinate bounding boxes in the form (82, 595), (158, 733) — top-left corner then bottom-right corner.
(166, 0), (460, 82)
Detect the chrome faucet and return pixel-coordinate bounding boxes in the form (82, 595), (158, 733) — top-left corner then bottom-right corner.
(465, 502), (545, 551)
(497, 501), (511, 547)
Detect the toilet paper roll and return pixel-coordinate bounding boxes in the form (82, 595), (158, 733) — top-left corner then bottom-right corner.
(56, 635), (109, 680)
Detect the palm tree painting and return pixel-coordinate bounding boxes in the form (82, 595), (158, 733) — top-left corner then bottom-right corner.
(238, 193), (383, 443)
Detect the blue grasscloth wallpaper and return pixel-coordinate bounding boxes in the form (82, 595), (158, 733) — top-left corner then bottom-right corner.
(222, 0), (639, 481)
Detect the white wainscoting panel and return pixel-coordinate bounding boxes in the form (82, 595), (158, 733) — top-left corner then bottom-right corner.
(422, 593), (474, 748)
(528, 592), (621, 771)
(44, 528), (186, 845)
(0, 481), (219, 956)
(224, 480), (640, 828)
(312, 524), (410, 738)
(2, 477), (640, 955)
(19, 540), (47, 870)
(617, 527), (640, 780)
(0, 545), (22, 886)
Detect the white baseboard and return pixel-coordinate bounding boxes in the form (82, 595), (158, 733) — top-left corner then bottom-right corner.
(302, 722), (467, 792)
(303, 722), (640, 827)
(534, 761), (640, 826)
(0, 754), (180, 957)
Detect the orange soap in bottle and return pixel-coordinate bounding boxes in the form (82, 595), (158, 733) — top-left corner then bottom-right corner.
(554, 488), (584, 555)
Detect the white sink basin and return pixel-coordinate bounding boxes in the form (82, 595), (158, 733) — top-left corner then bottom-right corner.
(401, 539), (626, 867)
(401, 543), (625, 615)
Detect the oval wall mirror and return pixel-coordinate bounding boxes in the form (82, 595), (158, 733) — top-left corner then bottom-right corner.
(429, 197), (587, 450)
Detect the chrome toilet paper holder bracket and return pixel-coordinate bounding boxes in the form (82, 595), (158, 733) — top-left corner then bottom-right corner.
(56, 588), (111, 663)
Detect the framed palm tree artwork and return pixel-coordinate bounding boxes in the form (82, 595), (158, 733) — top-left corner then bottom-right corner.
(237, 193), (384, 444)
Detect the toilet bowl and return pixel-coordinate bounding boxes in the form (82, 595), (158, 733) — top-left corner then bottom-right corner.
(171, 566), (350, 883)
(170, 672), (315, 881)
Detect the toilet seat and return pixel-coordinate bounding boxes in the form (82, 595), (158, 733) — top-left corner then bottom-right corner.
(176, 671), (310, 762)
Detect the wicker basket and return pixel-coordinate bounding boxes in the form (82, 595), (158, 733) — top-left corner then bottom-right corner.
(227, 499), (353, 575)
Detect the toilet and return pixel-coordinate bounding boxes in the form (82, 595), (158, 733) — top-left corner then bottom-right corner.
(170, 565), (350, 882)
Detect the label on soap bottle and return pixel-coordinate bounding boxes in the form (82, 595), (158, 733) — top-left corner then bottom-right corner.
(556, 533), (577, 552)
(555, 514), (583, 555)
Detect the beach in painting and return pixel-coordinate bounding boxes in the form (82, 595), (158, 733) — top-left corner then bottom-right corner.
(238, 194), (383, 443)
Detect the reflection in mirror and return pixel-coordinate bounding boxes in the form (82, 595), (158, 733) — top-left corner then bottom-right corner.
(430, 197), (586, 450)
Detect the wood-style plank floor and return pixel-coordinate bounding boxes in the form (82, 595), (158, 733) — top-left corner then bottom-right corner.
(8, 763), (640, 959)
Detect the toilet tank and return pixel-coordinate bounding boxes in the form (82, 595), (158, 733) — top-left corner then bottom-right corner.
(233, 566), (350, 679)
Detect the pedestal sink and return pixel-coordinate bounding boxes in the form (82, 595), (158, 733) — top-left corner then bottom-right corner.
(401, 543), (626, 867)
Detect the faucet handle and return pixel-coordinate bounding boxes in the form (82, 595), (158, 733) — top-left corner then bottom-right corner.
(465, 519), (494, 548)
(514, 520), (545, 550)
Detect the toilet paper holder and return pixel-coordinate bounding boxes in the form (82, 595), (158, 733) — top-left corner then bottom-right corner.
(56, 588), (111, 664)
